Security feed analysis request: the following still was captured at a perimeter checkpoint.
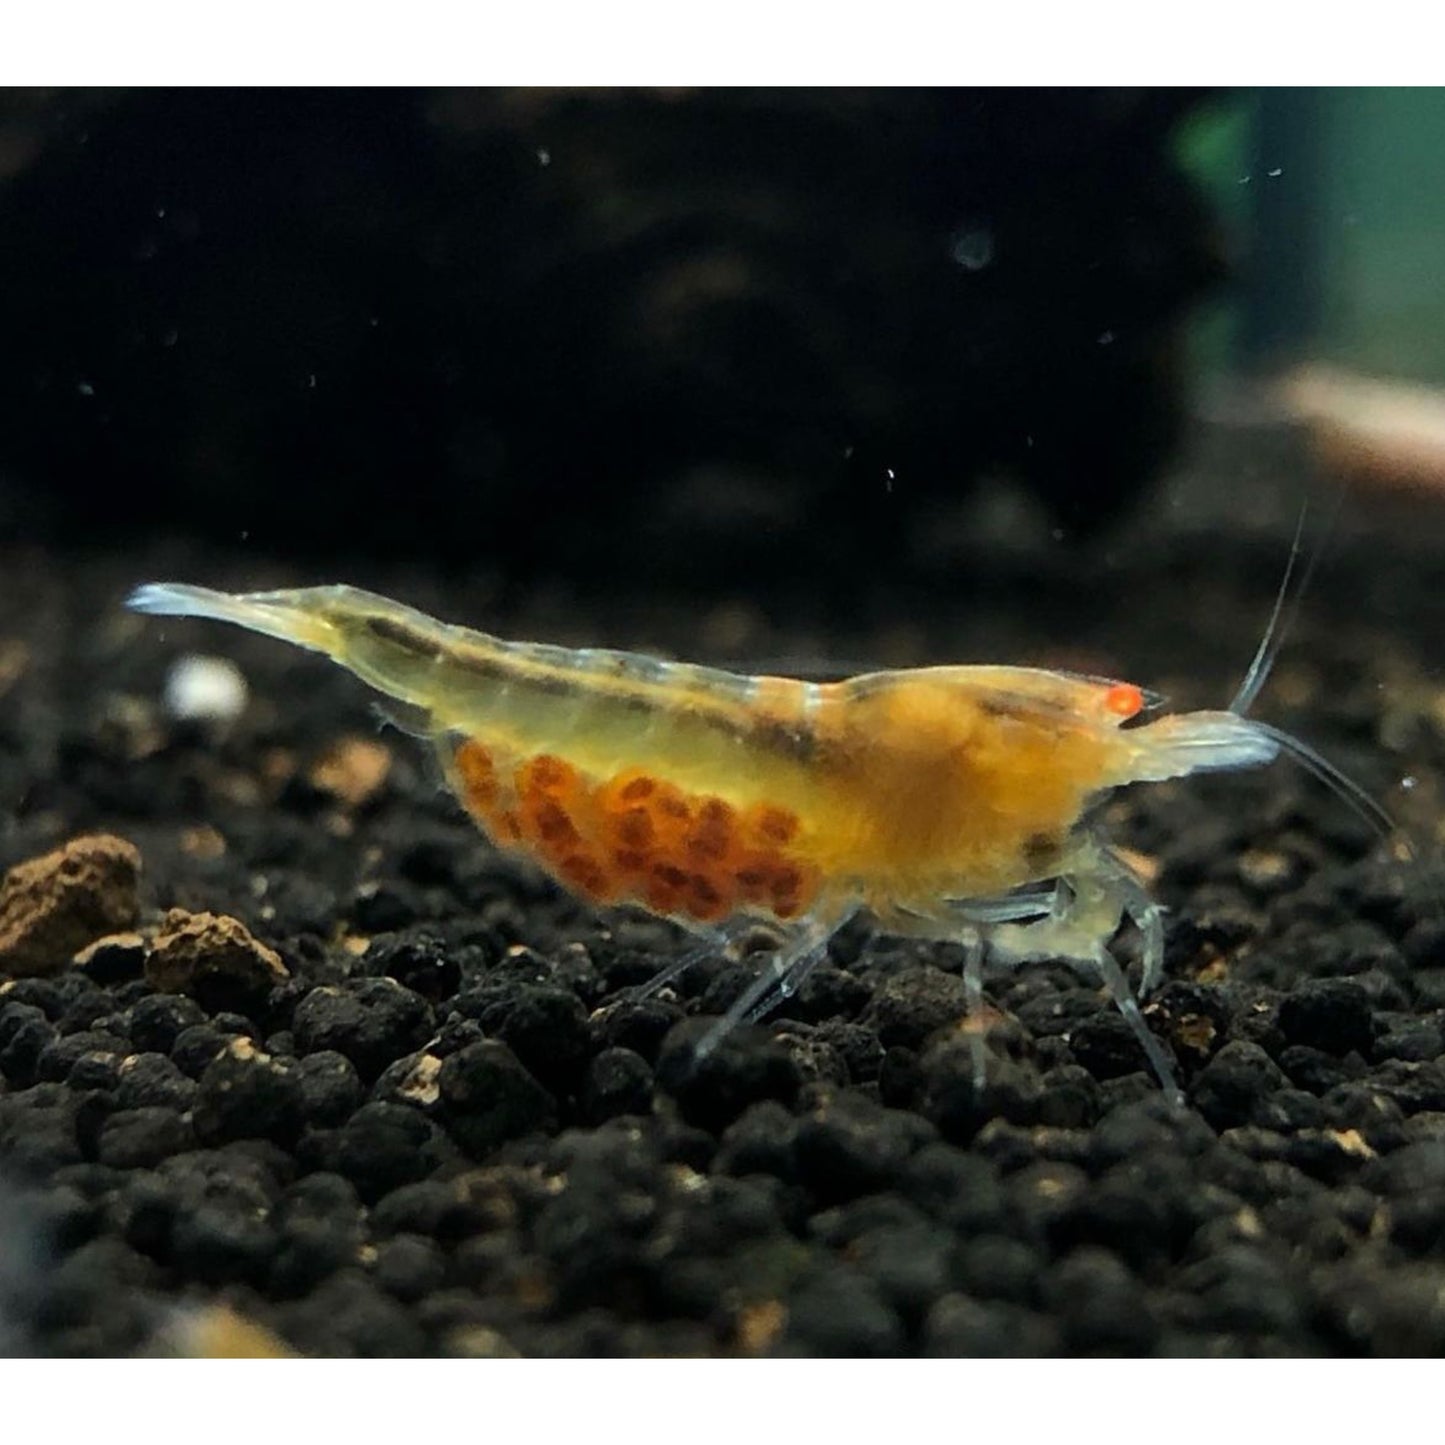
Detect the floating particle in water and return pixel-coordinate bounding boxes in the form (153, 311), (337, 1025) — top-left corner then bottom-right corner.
(948, 226), (994, 272)
(163, 654), (249, 723)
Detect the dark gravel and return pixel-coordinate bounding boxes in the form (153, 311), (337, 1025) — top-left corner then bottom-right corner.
(3, 468), (1445, 1356)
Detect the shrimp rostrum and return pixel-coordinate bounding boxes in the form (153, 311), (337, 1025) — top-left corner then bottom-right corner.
(128, 578), (1394, 1103)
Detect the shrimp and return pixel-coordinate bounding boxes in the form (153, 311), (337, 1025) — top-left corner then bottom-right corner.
(126, 560), (1397, 1104)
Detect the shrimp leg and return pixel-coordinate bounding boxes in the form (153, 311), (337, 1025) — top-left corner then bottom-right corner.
(896, 890), (1063, 1089)
(988, 840), (1181, 1102)
(630, 917), (756, 1002)
(694, 906), (859, 1060)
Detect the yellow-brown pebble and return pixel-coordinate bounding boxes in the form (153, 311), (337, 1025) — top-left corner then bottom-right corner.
(156, 1304), (297, 1358)
(0, 834), (141, 978)
(146, 907), (289, 1001)
(308, 736), (393, 808)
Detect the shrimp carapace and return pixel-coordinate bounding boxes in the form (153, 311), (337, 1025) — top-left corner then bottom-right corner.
(127, 577), (1378, 1102)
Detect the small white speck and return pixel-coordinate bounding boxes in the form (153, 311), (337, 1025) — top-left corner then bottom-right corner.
(368, 316), (379, 328)
(1098, 330), (1115, 346)
(156, 206), (166, 219)
(77, 382), (94, 397)
(536, 147), (551, 167)
(843, 444), (855, 459)
(1401, 775), (1418, 791)
(1051, 527), (1065, 542)
(1025, 435), (1034, 449)
(884, 467), (896, 493)
(1238, 174), (1253, 185)
(163, 654), (249, 723)
(239, 529), (250, 542)
(307, 374), (317, 389)
(1267, 167), (1283, 178)
(160, 328), (179, 347)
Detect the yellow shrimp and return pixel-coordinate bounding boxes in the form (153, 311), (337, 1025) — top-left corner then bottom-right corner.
(127, 575), (1393, 1103)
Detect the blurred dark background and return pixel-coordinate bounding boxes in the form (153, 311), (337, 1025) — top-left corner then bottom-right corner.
(0, 88), (1224, 586)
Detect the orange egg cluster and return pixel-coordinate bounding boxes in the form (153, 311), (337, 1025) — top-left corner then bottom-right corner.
(450, 739), (819, 923)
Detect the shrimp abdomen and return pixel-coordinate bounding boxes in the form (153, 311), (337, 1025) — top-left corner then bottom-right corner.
(127, 582), (463, 709)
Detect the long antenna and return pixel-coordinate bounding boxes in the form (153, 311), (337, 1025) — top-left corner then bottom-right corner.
(1245, 719), (1400, 845)
(1228, 489), (1344, 718)
(1229, 500), (1313, 717)
(1225, 493), (1420, 870)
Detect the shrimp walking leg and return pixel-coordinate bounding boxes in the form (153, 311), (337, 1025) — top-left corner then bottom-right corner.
(886, 890), (1063, 1089)
(948, 893), (1058, 1090)
(630, 918), (754, 1002)
(1119, 877), (1166, 997)
(962, 933), (988, 1090)
(987, 844), (1179, 1097)
(1094, 947), (1183, 1105)
(741, 923), (840, 1022)
(695, 909), (857, 1060)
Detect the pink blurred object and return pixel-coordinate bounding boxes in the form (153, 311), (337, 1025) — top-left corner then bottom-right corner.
(1283, 364), (1445, 494)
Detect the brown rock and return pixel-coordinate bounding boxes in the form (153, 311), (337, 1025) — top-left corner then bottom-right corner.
(735, 1299), (788, 1355)
(146, 908), (289, 1006)
(155, 1304), (297, 1359)
(0, 834), (141, 977)
(179, 826), (227, 860)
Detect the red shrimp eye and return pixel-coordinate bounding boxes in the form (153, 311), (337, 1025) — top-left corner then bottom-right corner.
(1104, 683), (1144, 719)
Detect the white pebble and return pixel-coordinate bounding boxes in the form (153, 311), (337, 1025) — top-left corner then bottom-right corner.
(163, 654), (248, 722)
